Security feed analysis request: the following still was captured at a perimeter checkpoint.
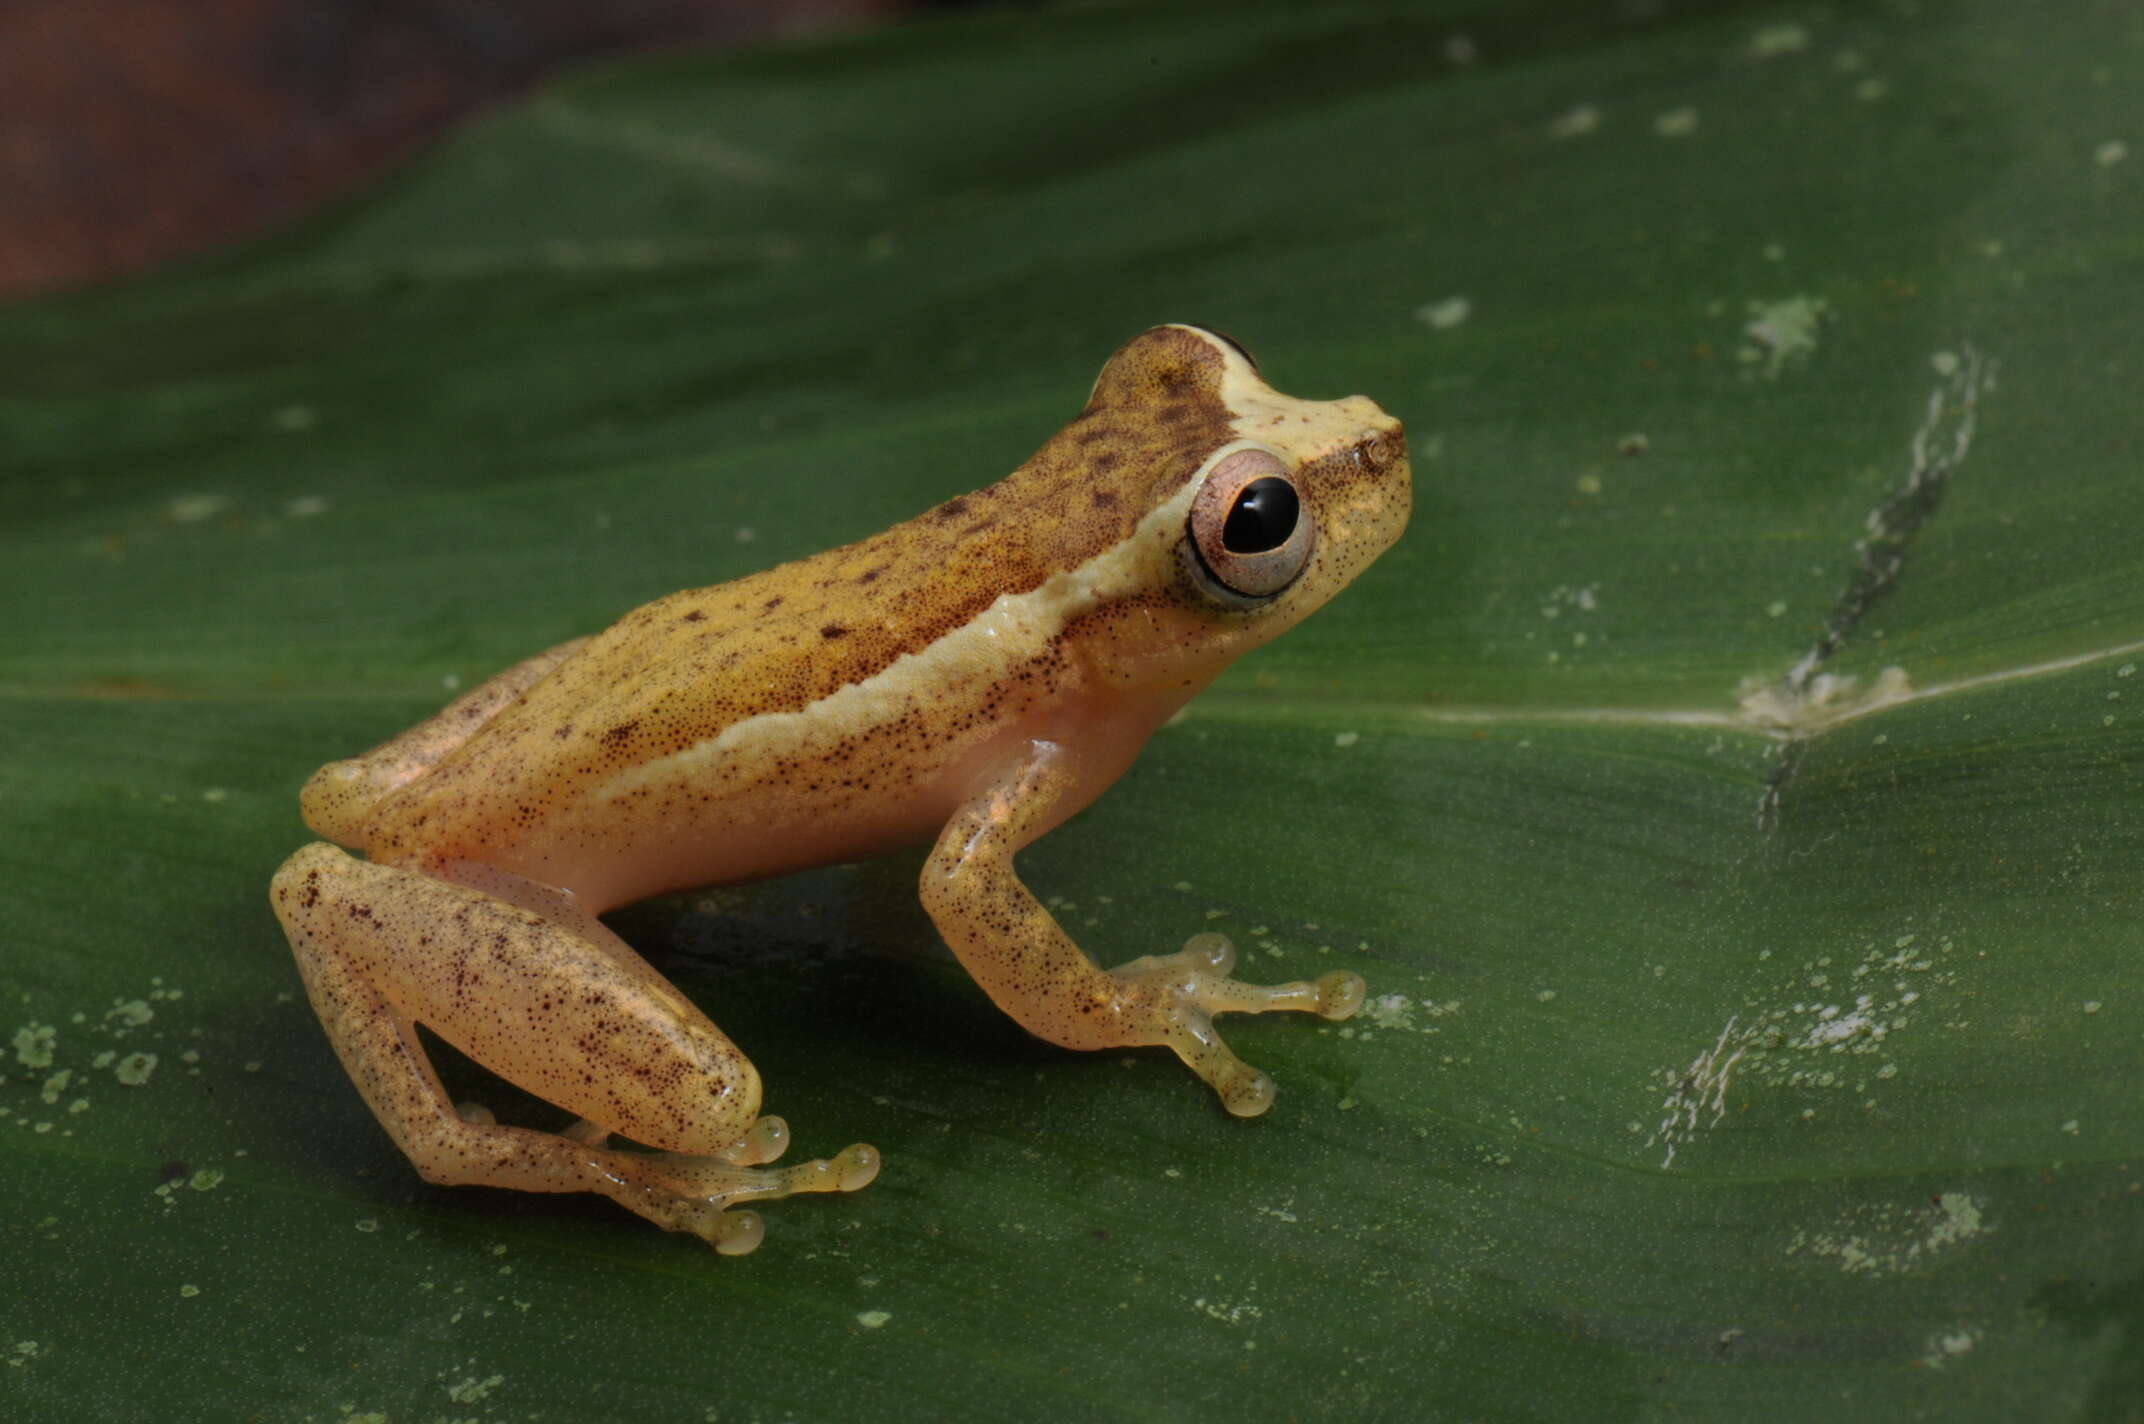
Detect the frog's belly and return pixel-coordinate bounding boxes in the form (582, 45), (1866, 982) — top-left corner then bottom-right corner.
(546, 773), (973, 909)
(450, 691), (1168, 912)
(464, 740), (984, 910)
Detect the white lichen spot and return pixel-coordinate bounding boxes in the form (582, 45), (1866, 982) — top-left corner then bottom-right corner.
(1739, 295), (1831, 379)
(1575, 471), (1603, 495)
(285, 495), (332, 518)
(2117, 663), (2136, 679)
(1653, 107), (1700, 138)
(1739, 665), (1913, 735)
(178, 1284), (200, 1299)
(1415, 296), (1472, 330)
(2083, 1001), (2102, 1014)
(39, 1070), (71, 1105)
(1538, 583), (1601, 618)
(107, 999), (154, 1028)
(354, 1218), (380, 1234)
(855, 1310), (892, 1330)
(6, 1340), (45, 1369)
(189, 1169), (224, 1192)
(1748, 23), (1810, 58)
(1548, 104), (1602, 139)
(1535, 989), (1557, 1003)
(1801, 996), (1884, 1049)
(270, 405), (318, 433)
(1363, 995), (1417, 1033)
(113, 1052), (157, 1087)
(1787, 1191), (1990, 1274)
(445, 1374), (505, 1404)
(2062, 1119), (2081, 1136)
(168, 494), (230, 523)
(1922, 1326), (1981, 1369)
(11, 1023), (56, 1069)
(1333, 731), (1360, 748)
(1651, 1017), (1748, 1167)
(2095, 140), (2129, 168)
(1927, 1193), (1987, 1251)
(1194, 1297), (1263, 1325)
(1766, 600), (1788, 618)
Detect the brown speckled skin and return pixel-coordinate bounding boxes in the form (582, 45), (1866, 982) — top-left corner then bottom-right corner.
(270, 326), (1410, 1251)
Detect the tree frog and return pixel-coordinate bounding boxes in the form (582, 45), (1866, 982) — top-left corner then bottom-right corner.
(271, 324), (1411, 1254)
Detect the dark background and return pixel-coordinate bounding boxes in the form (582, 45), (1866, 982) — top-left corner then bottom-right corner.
(0, 0), (959, 298)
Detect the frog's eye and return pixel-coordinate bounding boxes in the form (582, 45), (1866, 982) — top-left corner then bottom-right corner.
(1187, 448), (1316, 602)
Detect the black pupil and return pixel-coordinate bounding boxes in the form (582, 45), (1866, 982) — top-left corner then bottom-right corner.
(1221, 477), (1299, 554)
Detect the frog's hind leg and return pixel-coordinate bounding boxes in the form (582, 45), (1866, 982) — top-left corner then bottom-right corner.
(300, 638), (588, 843)
(269, 842), (878, 1254)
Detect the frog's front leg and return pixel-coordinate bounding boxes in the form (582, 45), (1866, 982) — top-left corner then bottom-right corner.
(270, 843), (877, 1254)
(920, 740), (1365, 1116)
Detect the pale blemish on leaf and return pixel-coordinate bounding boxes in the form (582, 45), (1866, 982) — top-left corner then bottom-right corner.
(1651, 932), (1966, 1167)
(1547, 104), (1601, 140)
(1414, 296), (1471, 330)
(1653, 107), (1699, 138)
(445, 1373), (506, 1403)
(1921, 1326), (1981, 1369)
(1739, 666), (1914, 734)
(113, 1052), (157, 1086)
(1194, 1297), (1262, 1325)
(1738, 295), (1831, 379)
(11, 1023), (56, 1068)
(1785, 1191), (1991, 1274)
(106, 999), (153, 1029)
(1747, 24), (1810, 59)
(166, 493), (230, 523)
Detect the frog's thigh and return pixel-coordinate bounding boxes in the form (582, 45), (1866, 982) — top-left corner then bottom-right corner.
(271, 844), (876, 1252)
(919, 743), (1364, 1118)
(275, 841), (762, 1152)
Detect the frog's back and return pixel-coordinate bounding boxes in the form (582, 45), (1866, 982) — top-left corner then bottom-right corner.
(353, 326), (1242, 875)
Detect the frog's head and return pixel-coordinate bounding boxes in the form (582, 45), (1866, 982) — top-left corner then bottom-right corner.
(1061, 324), (1412, 686)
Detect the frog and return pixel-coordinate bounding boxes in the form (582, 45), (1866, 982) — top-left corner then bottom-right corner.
(270, 324), (1411, 1254)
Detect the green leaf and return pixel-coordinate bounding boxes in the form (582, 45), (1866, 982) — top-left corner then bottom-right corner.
(5, 2), (2141, 1419)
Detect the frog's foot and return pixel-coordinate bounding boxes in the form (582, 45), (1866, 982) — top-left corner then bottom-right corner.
(1107, 933), (1365, 1118)
(586, 1130), (882, 1256)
